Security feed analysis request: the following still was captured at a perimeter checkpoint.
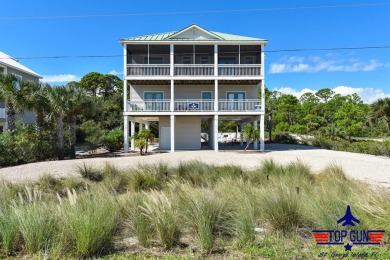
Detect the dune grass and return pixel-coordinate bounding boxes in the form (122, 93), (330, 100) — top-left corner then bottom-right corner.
(0, 160), (389, 258)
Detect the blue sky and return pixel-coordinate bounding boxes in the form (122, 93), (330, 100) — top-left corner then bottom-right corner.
(1, 0), (389, 103)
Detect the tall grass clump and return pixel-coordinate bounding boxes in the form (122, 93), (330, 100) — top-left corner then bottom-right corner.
(142, 191), (180, 249)
(14, 203), (58, 254)
(59, 188), (118, 257)
(125, 193), (152, 246)
(77, 163), (103, 182)
(0, 206), (20, 255)
(259, 182), (306, 233)
(101, 163), (131, 193)
(178, 186), (228, 255)
(220, 179), (259, 247)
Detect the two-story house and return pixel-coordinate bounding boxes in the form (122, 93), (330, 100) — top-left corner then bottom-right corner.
(120, 25), (267, 152)
(0, 51), (42, 132)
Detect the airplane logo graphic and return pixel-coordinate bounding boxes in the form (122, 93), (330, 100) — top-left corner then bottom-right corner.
(337, 205), (360, 226)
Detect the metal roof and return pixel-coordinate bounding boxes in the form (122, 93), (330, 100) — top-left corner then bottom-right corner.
(0, 51), (42, 78)
(120, 25), (267, 42)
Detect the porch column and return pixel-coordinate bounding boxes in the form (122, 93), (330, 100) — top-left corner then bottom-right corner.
(214, 115), (218, 152)
(139, 122), (143, 132)
(214, 80), (218, 111)
(260, 114), (265, 151)
(145, 122), (150, 130)
(123, 80), (127, 112)
(240, 123), (244, 147)
(170, 44), (174, 76)
(130, 120), (135, 151)
(214, 44), (218, 76)
(124, 116), (129, 153)
(170, 80), (174, 112)
(170, 115), (175, 152)
(254, 120), (258, 150)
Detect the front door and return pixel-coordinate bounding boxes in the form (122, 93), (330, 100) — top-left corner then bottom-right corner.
(202, 91), (212, 111)
(227, 92), (245, 110)
(144, 92), (163, 111)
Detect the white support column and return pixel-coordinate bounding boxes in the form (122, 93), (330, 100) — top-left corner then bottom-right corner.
(170, 115), (175, 152)
(214, 115), (218, 152)
(124, 116), (129, 153)
(145, 123), (150, 130)
(240, 123), (244, 147)
(254, 120), (258, 150)
(214, 44), (218, 76)
(214, 80), (218, 111)
(260, 115), (265, 151)
(123, 43), (128, 111)
(170, 44), (174, 76)
(130, 120), (135, 151)
(139, 122), (143, 132)
(170, 80), (174, 112)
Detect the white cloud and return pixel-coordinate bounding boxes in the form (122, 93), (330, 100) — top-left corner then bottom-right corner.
(274, 86), (390, 104)
(109, 69), (123, 76)
(41, 74), (80, 83)
(269, 55), (384, 74)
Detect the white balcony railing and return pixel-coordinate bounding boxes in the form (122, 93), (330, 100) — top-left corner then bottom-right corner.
(175, 100), (214, 111)
(219, 99), (262, 111)
(218, 64), (262, 76)
(127, 99), (262, 112)
(127, 64), (170, 76)
(0, 108), (5, 119)
(174, 65), (214, 76)
(126, 64), (262, 77)
(127, 100), (171, 112)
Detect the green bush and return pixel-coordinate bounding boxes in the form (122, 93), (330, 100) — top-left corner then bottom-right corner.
(101, 129), (123, 152)
(77, 120), (105, 145)
(273, 132), (298, 144)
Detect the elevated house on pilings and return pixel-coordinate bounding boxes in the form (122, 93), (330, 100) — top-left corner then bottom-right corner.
(120, 24), (267, 152)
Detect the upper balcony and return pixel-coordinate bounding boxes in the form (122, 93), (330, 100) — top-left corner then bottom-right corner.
(126, 44), (263, 78)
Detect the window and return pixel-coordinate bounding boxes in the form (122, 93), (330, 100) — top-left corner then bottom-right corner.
(182, 56), (192, 64)
(0, 66), (4, 74)
(149, 57), (164, 64)
(200, 56), (210, 64)
(12, 74), (22, 88)
(144, 92), (164, 111)
(218, 57), (237, 64)
(242, 56), (254, 64)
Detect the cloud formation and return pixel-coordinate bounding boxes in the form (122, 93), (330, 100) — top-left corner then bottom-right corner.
(109, 69), (123, 76)
(269, 55), (384, 74)
(41, 74), (80, 83)
(274, 86), (390, 104)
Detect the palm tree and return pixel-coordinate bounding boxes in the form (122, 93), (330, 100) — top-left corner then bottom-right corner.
(19, 81), (51, 137)
(372, 98), (390, 130)
(64, 83), (94, 159)
(242, 123), (259, 151)
(0, 74), (23, 132)
(47, 86), (67, 160)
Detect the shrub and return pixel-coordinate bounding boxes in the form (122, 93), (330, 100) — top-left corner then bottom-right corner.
(0, 206), (20, 255)
(77, 120), (105, 145)
(273, 132), (298, 144)
(101, 129), (123, 152)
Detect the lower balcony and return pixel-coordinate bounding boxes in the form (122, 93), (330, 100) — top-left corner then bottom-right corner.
(127, 100), (262, 112)
(0, 108), (5, 119)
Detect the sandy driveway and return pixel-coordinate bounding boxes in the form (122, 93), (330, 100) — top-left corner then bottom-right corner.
(1, 144), (389, 187)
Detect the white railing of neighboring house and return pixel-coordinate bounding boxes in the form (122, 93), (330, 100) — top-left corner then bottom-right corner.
(219, 99), (262, 111)
(174, 65), (214, 76)
(127, 99), (262, 112)
(127, 64), (170, 76)
(0, 108), (5, 119)
(174, 99), (214, 111)
(127, 100), (171, 112)
(126, 64), (262, 76)
(218, 64), (262, 76)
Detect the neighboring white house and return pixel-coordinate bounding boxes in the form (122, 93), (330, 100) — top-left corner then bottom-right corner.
(0, 51), (42, 132)
(120, 24), (267, 152)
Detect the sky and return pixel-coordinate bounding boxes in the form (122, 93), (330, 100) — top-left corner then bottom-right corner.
(1, 0), (390, 103)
